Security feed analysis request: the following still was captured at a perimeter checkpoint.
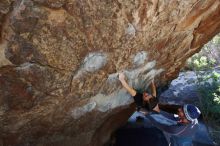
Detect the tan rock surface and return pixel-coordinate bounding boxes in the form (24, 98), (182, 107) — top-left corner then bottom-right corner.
(0, 0), (220, 145)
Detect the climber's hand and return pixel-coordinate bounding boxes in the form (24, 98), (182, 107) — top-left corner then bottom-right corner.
(118, 72), (125, 82)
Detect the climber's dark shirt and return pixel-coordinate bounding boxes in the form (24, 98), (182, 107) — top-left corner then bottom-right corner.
(133, 92), (159, 111)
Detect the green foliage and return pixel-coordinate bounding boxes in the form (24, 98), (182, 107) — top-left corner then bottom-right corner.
(198, 75), (220, 117)
(185, 34), (220, 71)
(186, 53), (216, 71)
(212, 34), (220, 44)
(191, 56), (220, 117)
(196, 70), (220, 144)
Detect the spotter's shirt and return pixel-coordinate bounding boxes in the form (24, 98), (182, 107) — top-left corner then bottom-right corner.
(147, 110), (199, 137)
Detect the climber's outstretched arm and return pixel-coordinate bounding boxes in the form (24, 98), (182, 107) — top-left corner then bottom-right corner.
(150, 79), (156, 97)
(118, 73), (136, 96)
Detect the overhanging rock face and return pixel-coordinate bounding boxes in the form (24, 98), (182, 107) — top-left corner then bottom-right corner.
(0, 0), (220, 145)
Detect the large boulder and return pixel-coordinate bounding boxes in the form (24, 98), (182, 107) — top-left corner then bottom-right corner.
(160, 71), (200, 105)
(0, 0), (220, 145)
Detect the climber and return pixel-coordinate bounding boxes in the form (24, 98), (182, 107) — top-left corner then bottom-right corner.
(118, 72), (160, 113)
(118, 72), (201, 145)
